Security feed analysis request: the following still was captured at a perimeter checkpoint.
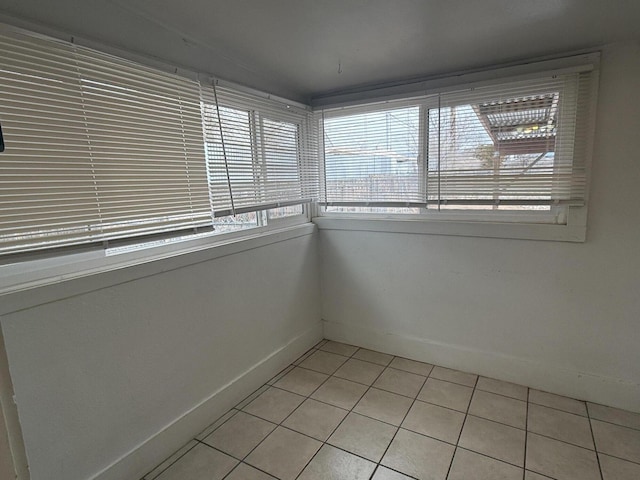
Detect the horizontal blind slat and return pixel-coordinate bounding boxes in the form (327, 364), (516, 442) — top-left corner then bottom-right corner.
(0, 28), (212, 255)
(321, 71), (592, 208)
(201, 82), (318, 214)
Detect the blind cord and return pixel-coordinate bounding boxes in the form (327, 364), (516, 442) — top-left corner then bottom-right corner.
(212, 78), (236, 217)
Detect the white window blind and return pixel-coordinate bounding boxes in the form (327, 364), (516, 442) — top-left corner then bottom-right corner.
(321, 70), (594, 209)
(1, 31), (100, 254)
(72, 47), (212, 236)
(0, 28), (210, 255)
(201, 82), (319, 217)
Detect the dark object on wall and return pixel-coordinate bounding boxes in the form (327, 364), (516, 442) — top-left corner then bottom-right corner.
(0, 123), (4, 152)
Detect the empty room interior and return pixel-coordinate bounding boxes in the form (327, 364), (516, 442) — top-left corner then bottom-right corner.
(1, 1), (640, 479)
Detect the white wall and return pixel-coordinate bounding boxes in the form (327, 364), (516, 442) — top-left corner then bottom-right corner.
(1, 39), (639, 480)
(0, 229), (322, 480)
(319, 42), (640, 412)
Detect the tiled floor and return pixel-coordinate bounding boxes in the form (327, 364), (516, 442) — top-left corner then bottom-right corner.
(142, 340), (640, 480)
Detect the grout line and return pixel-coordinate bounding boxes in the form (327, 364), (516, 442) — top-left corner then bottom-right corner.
(368, 464), (378, 480)
(293, 349), (315, 365)
(289, 344), (378, 479)
(267, 364), (296, 385)
(199, 441), (278, 480)
(235, 409), (377, 465)
(412, 396), (474, 415)
(346, 354), (401, 467)
(589, 416), (640, 432)
(593, 452), (640, 467)
(453, 445), (528, 471)
(528, 399), (589, 418)
(462, 411), (526, 432)
(524, 468), (558, 480)
(223, 462), (279, 479)
(374, 364), (430, 474)
(222, 370), (606, 473)
(258, 386), (449, 436)
(528, 401), (589, 419)
(465, 413), (601, 454)
(224, 342), (366, 478)
(187, 387), (600, 477)
(347, 377), (426, 400)
(525, 403), (640, 437)
(587, 406), (606, 480)
(269, 384), (350, 412)
(169, 385), (607, 479)
(318, 343), (360, 357)
(206, 345), (328, 479)
(151, 341), (632, 480)
(296, 356), (351, 375)
(233, 385), (271, 412)
(382, 364), (432, 378)
(261, 418), (536, 475)
(239, 383), (328, 463)
(474, 386), (529, 403)
(297, 349), (382, 379)
(353, 349), (394, 368)
(311, 339), (327, 350)
(143, 440), (199, 480)
(429, 367), (478, 388)
(326, 351), (393, 437)
(444, 373), (480, 480)
(196, 409), (241, 441)
(429, 377), (479, 389)
(305, 344), (432, 374)
(524, 430), (602, 454)
(368, 465), (379, 480)
(369, 464), (421, 480)
(586, 400), (640, 432)
(269, 379), (601, 456)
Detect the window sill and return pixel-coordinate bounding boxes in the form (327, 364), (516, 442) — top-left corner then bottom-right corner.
(0, 223), (315, 315)
(313, 215), (586, 243)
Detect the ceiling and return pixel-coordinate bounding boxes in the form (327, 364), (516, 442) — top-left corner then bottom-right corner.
(0, 0), (639, 102)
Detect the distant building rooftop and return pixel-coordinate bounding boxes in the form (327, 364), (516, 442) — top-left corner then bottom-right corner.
(474, 92), (559, 155)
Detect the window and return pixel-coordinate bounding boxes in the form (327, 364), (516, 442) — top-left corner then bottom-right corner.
(201, 83), (317, 221)
(0, 24), (598, 258)
(320, 69), (595, 224)
(199, 82), (317, 233)
(0, 27), (315, 257)
(323, 103), (423, 214)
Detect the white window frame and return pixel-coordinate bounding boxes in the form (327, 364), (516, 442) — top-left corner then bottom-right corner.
(313, 53), (599, 242)
(0, 23), (313, 293)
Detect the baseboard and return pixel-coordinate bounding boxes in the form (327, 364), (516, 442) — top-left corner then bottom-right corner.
(91, 321), (323, 480)
(324, 320), (640, 413)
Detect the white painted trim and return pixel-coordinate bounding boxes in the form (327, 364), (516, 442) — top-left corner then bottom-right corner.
(0, 328), (29, 480)
(311, 52), (600, 108)
(313, 216), (586, 242)
(0, 223), (316, 315)
(323, 319), (640, 413)
(91, 321), (323, 480)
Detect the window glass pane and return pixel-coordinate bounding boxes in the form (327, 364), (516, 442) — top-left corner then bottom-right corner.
(0, 28), (209, 255)
(428, 92), (559, 210)
(323, 106), (421, 204)
(204, 105), (257, 212)
(212, 212), (259, 233)
(262, 118), (302, 201)
(324, 206), (420, 214)
(267, 204), (304, 219)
